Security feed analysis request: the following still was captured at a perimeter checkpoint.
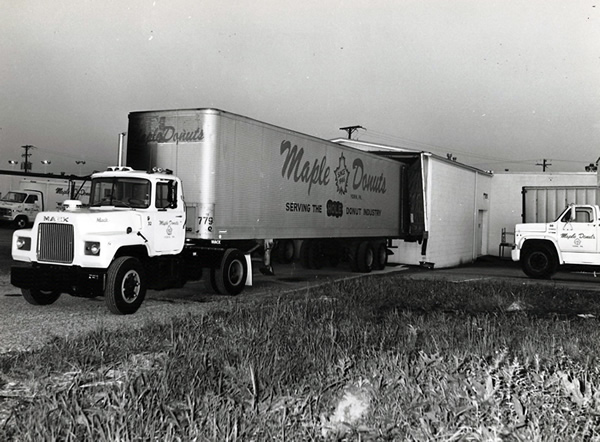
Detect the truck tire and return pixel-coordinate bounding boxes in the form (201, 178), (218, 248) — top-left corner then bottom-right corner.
(374, 242), (388, 270)
(203, 268), (221, 294)
(275, 240), (295, 264)
(105, 256), (147, 314)
(355, 241), (374, 273)
(521, 246), (558, 279)
(300, 240), (324, 269)
(15, 216), (28, 229)
(21, 288), (61, 306)
(214, 249), (247, 296)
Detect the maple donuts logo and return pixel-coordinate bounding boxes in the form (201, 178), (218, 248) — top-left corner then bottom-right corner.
(334, 154), (350, 195)
(279, 140), (387, 196)
(139, 117), (204, 143)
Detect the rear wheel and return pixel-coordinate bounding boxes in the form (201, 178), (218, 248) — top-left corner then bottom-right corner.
(105, 257), (147, 314)
(374, 242), (388, 270)
(203, 268), (221, 294)
(521, 246), (557, 279)
(275, 240), (295, 263)
(21, 288), (61, 306)
(355, 241), (375, 273)
(214, 249), (247, 296)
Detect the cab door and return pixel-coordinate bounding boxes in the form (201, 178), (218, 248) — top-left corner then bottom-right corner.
(152, 179), (186, 254)
(557, 206), (598, 254)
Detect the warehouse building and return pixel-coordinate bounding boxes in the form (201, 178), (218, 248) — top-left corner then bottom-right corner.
(334, 139), (492, 269)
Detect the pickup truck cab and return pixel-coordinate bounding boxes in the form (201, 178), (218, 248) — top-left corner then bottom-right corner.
(512, 204), (600, 278)
(0, 190), (43, 228)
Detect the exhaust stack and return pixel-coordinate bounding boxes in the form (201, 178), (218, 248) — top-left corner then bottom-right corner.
(118, 132), (126, 167)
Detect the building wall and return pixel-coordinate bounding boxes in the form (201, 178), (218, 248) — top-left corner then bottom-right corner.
(391, 156), (492, 268)
(488, 172), (597, 257)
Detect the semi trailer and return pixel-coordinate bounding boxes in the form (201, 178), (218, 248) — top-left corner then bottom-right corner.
(11, 108), (417, 314)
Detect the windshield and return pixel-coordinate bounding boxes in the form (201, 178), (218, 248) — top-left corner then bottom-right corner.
(89, 178), (151, 209)
(1, 192), (27, 203)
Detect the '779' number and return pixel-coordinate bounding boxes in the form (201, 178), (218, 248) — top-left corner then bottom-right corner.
(199, 216), (213, 232)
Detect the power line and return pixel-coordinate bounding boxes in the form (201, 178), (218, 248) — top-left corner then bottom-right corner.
(339, 125), (364, 139)
(536, 159), (552, 172)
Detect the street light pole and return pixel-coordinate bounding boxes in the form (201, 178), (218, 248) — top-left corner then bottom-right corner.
(75, 160), (86, 176)
(41, 160), (51, 174)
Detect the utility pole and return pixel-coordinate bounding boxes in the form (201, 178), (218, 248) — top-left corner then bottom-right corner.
(21, 145), (36, 173)
(536, 159), (551, 172)
(339, 125), (363, 140)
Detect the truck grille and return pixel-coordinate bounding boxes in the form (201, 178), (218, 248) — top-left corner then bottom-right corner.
(37, 223), (74, 264)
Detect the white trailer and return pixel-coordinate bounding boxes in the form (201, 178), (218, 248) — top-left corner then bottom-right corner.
(11, 109), (415, 314)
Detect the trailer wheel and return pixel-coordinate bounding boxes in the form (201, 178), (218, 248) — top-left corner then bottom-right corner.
(203, 268), (221, 294)
(105, 256), (147, 314)
(300, 240), (324, 269)
(15, 216), (28, 229)
(300, 240), (313, 268)
(21, 288), (61, 305)
(521, 245), (557, 279)
(215, 249), (247, 296)
(275, 240), (295, 264)
(374, 242), (388, 270)
(355, 241), (374, 273)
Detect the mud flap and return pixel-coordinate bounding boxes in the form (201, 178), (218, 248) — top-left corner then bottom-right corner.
(245, 254), (253, 286)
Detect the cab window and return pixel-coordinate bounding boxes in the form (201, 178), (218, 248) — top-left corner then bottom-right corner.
(25, 194), (38, 204)
(574, 208), (593, 223)
(155, 181), (177, 209)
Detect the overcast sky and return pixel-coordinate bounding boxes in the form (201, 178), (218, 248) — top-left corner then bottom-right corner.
(1, 0), (599, 175)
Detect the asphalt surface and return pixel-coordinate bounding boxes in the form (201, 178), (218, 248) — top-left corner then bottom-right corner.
(2, 225), (600, 354)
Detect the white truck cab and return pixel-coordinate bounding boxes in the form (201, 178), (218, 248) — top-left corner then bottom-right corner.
(11, 166), (186, 314)
(0, 190), (43, 228)
(512, 204), (600, 278)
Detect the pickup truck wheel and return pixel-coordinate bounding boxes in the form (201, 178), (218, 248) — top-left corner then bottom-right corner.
(522, 246), (557, 279)
(15, 216), (28, 229)
(215, 249), (247, 296)
(105, 257), (147, 314)
(355, 241), (374, 273)
(21, 288), (61, 306)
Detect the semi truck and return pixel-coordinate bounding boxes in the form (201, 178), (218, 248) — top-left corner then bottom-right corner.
(11, 108), (416, 314)
(0, 177), (90, 228)
(512, 203), (600, 278)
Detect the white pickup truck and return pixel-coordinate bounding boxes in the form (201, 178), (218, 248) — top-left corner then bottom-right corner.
(512, 204), (600, 278)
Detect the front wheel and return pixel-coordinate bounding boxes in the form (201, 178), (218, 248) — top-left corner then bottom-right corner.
(22, 288), (61, 305)
(521, 246), (557, 279)
(105, 256), (147, 314)
(15, 216), (28, 229)
(214, 249), (247, 296)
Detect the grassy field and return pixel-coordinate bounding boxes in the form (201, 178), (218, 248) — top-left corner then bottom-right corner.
(2, 274), (600, 441)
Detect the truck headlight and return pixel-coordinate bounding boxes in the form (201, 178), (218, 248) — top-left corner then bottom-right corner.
(16, 237), (31, 251)
(85, 241), (101, 255)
